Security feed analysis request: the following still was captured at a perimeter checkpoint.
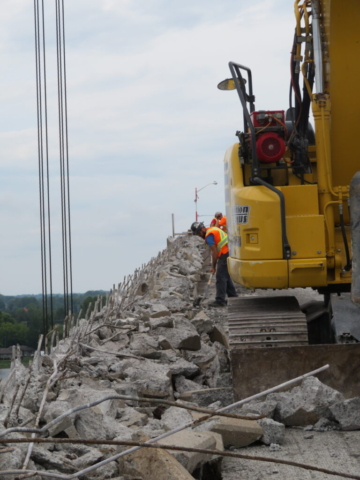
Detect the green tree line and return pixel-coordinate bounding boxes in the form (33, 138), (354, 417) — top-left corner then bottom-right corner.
(0, 291), (107, 349)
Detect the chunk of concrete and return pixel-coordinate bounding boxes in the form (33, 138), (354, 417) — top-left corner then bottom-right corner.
(313, 417), (341, 431)
(183, 342), (220, 385)
(191, 311), (213, 335)
(75, 406), (133, 440)
(43, 401), (74, 437)
(209, 325), (229, 349)
(150, 316), (174, 329)
(179, 387), (233, 407)
(258, 418), (285, 445)
(213, 341), (230, 373)
(110, 358), (172, 398)
(161, 406), (193, 430)
(57, 386), (125, 419)
(129, 333), (158, 356)
(157, 430), (219, 473)
(30, 447), (77, 474)
(158, 335), (172, 350)
(157, 320), (201, 351)
(0, 446), (27, 472)
(330, 397), (360, 430)
(168, 359), (200, 377)
(174, 375), (206, 395)
(117, 406), (148, 427)
(122, 441), (196, 480)
(150, 304), (170, 318)
(239, 399), (278, 419)
(71, 447), (103, 469)
(269, 376), (344, 426)
(196, 415), (263, 448)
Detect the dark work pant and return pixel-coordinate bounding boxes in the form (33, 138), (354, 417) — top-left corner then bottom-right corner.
(215, 252), (237, 305)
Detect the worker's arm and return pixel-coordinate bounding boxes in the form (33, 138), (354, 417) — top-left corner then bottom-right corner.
(210, 245), (218, 274)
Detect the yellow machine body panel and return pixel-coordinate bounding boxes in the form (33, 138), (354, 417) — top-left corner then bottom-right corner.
(225, 144), (328, 289)
(322, 0), (360, 189)
(228, 258), (288, 289)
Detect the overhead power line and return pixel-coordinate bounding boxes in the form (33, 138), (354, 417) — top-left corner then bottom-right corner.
(33, 0), (73, 334)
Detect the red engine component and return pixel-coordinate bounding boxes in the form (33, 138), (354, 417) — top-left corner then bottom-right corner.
(256, 132), (286, 163)
(250, 110), (285, 127)
(250, 110), (286, 163)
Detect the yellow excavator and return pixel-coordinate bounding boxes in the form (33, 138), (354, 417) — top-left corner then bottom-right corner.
(219, 0), (360, 399)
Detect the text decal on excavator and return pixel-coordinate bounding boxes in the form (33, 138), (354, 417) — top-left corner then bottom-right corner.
(234, 205), (250, 224)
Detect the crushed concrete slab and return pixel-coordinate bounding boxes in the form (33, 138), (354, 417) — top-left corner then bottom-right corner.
(195, 415), (263, 448)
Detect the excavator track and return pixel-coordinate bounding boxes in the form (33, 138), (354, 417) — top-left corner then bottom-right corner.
(228, 296), (308, 349)
(229, 295), (360, 400)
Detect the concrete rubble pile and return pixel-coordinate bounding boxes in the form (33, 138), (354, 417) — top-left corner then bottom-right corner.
(0, 235), (359, 479)
(0, 235), (251, 480)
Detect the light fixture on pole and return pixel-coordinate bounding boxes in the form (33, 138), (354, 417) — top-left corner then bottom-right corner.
(194, 181), (217, 221)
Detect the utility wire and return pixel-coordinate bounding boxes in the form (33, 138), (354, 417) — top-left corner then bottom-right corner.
(61, 0), (74, 315)
(55, 0), (73, 318)
(41, 0), (54, 329)
(34, 0), (48, 334)
(55, 0), (68, 316)
(33, 0), (73, 333)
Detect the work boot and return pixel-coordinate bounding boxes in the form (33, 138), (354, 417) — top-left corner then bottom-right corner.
(207, 300), (226, 308)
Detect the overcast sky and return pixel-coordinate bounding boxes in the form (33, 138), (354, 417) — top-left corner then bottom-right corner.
(0, 0), (294, 295)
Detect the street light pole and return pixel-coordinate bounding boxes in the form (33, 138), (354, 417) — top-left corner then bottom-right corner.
(195, 187), (198, 221)
(194, 182), (217, 221)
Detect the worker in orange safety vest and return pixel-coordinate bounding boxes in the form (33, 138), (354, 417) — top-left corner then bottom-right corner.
(191, 221), (237, 307)
(210, 212), (227, 233)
